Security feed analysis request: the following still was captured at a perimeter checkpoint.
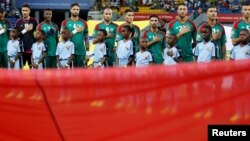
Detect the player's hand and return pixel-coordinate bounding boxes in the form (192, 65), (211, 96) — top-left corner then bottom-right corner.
(107, 33), (114, 38)
(25, 24), (33, 31)
(76, 26), (84, 32)
(179, 26), (190, 36)
(154, 35), (162, 42)
(212, 32), (221, 40)
(167, 50), (174, 57)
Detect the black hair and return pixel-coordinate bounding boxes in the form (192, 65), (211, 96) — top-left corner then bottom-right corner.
(98, 29), (107, 36)
(202, 25), (212, 34)
(124, 9), (133, 14)
(122, 25), (134, 37)
(240, 28), (250, 35)
(149, 14), (159, 20)
(44, 8), (52, 12)
(206, 5), (217, 12)
(70, 3), (80, 8)
(22, 3), (30, 10)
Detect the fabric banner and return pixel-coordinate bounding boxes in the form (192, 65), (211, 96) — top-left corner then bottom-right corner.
(134, 13), (241, 23)
(0, 60), (250, 141)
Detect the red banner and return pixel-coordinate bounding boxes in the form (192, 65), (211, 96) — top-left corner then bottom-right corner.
(134, 13), (241, 23)
(0, 60), (250, 141)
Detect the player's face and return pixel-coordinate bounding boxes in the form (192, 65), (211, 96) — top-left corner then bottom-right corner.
(177, 5), (188, 18)
(0, 12), (5, 20)
(103, 9), (112, 22)
(201, 28), (211, 41)
(44, 10), (52, 21)
(139, 38), (148, 50)
(21, 7), (30, 18)
(149, 17), (159, 28)
(239, 30), (249, 43)
(97, 31), (105, 41)
(70, 5), (80, 17)
(242, 5), (250, 19)
(207, 8), (217, 21)
(125, 12), (134, 24)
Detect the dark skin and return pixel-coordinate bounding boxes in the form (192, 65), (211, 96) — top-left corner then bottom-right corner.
(166, 34), (182, 62)
(8, 29), (21, 69)
(139, 38), (153, 65)
(57, 29), (74, 68)
(31, 30), (46, 69)
(230, 30), (250, 60)
(121, 27), (133, 66)
(96, 31), (107, 68)
(195, 28), (215, 61)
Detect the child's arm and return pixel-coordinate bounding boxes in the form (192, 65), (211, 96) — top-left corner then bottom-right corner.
(66, 54), (74, 68)
(31, 54), (35, 68)
(126, 55), (133, 66)
(38, 52), (46, 65)
(56, 55), (62, 68)
(8, 56), (14, 68)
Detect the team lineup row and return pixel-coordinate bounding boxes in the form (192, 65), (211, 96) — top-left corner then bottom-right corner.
(0, 2), (250, 69)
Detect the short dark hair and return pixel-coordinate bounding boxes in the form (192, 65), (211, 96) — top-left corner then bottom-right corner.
(22, 3), (30, 10)
(149, 15), (159, 20)
(240, 28), (250, 35)
(44, 8), (52, 12)
(98, 29), (107, 36)
(0, 8), (5, 13)
(178, 3), (187, 8)
(202, 25), (212, 33)
(206, 5), (217, 12)
(70, 3), (80, 8)
(242, 1), (250, 6)
(124, 9), (133, 14)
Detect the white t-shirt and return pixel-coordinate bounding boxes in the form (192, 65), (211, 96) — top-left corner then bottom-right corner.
(194, 41), (215, 63)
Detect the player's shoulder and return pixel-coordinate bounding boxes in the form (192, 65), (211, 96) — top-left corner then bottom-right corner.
(110, 21), (118, 27)
(232, 20), (242, 29)
(168, 19), (178, 28)
(132, 24), (140, 30)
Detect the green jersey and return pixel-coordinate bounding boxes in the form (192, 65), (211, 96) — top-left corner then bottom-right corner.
(143, 30), (166, 64)
(231, 20), (250, 43)
(0, 19), (10, 52)
(93, 21), (118, 49)
(61, 18), (88, 56)
(197, 22), (226, 60)
(116, 23), (140, 52)
(37, 21), (59, 56)
(168, 19), (197, 61)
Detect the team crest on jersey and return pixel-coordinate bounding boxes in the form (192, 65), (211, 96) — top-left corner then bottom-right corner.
(206, 47), (211, 52)
(66, 46), (70, 50)
(125, 46), (129, 50)
(99, 47), (104, 52)
(143, 54), (148, 60)
(38, 47), (41, 50)
(244, 49), (250, 55)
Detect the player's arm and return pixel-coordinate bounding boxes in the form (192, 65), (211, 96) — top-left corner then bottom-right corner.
(84, 32), (89, 51)
(222, 45), (227, 60)
(31, 53), (35, 67)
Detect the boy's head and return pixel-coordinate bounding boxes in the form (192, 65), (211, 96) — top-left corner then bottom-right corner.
(121, 25), (133, 39)
(139, 38), (148, 50)
(167, 34), (177, 47)
(34, 29), (45, 41)
(239, 29), (250, 44)
(11, 27), (19, 39)
(97, 29), (107, 41)
(201, 25), (212, 41)
(61, 27), (71, 41)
